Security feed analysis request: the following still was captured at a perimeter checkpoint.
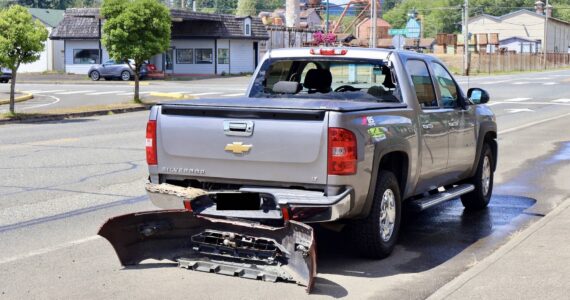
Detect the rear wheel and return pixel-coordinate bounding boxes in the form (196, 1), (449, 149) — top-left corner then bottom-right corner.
(121, 71), (131, 81)
(90, 71), (100, 81)
(461, 143), (494, 210)
(350, 170), (401, 259)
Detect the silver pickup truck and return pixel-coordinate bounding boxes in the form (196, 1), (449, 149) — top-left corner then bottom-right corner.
(99, 48), (497, 291)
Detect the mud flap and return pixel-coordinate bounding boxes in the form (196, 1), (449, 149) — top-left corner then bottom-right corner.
(98, 210), (316, 293)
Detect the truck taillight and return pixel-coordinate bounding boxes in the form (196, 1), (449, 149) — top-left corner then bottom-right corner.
(328, 128), (357, 175)
(146, 120), (157, 165)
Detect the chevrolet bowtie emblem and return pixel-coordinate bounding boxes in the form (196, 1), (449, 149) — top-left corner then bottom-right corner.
(224, 142), (252, 154)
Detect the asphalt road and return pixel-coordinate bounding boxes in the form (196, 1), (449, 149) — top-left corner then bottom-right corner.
(1, 71), (570, 299)
(0, 76), (250, 113)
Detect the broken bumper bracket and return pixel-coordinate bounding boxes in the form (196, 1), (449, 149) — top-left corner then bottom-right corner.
(98, 210), (316, 293)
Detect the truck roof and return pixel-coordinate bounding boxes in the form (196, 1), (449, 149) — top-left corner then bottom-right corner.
(267, 47), (433, 62)
(267, 47), (393, 60)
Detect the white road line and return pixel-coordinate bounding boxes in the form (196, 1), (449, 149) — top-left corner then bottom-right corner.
(542, 82), (558, 85)
(85, 91), (126, 95)
(479, 80), (512, 85)
(22, 95), (60, 111)
(511, 82), (530, 85)
(114, 91), (151, 96)
(0, 235), (101, 265)
(505, 108), (534, 114)
(504, 97), (531, 102)
(552, 98), (570, 103)
(192, 92), (223, 96)
(54, 90), (96, 95)
(32, 89), (66, 94)
(222, 93), (244, 97)
(499, 112), (570, 135)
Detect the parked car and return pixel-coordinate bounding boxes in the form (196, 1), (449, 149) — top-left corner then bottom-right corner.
(0, 67), (12, 83)
(87, 59), (148, 81)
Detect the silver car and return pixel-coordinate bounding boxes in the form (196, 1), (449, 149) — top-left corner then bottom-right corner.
(87, 59), (148, 81)
(0, 67), (11, 83)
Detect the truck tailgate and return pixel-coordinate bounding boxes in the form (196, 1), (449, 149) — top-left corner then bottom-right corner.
(157, 105), (329, 185)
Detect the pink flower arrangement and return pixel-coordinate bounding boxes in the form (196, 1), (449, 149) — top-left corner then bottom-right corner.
(313, 31), (337, 45)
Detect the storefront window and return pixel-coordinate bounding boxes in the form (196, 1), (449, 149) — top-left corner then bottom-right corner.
(176, 49), (193, 64)
(195, 49), (213, 64)
(73, 49), (99, 64)
(218, 48), (229, 64)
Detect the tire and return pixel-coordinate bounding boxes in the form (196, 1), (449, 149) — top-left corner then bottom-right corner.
(350, 170), (402, 259)
(120, 71), (131, 81)
(90, 71), (100, 81)
(461, 143), (494, 210)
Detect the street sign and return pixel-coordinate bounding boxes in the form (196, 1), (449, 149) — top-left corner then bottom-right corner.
(405, 19), (421, 39)
(388, 28), (408, 36)
(392, 35), (405, 50)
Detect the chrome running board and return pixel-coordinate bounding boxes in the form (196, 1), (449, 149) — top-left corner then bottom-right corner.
(409, 184), (475, 211)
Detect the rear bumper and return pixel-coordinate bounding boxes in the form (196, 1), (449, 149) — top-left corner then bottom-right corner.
(146, 182), (353, 223)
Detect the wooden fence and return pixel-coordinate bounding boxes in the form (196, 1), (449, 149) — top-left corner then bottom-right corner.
(435, 53), (570, 74)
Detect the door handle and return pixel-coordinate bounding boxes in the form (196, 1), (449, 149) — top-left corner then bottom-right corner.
(422, 123), (434, 129)
(223, 120), (254, 136)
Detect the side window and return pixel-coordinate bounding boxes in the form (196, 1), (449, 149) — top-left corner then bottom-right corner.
(406, 60), (438, 108)
(432, 63), (459, 108)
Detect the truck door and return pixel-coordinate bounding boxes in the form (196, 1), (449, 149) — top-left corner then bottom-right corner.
(430, 62), (477, 179)
(406, 59), (450, 192)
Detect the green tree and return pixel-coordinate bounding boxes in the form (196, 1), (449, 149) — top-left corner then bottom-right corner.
(236, 0), (256, 16)
(101, 0), (171, 102)
(255, 0), (282, 12)
(0, 5), (48, 114)
(215, 0), (237, 14)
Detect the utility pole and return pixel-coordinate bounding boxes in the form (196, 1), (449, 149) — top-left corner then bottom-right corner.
(542, 0), (548, 70)
(371, 0), (378, 48)
(326, 0), (330, 33)
(462, 0), (469, 76)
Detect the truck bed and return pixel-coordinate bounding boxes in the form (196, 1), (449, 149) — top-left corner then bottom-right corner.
(162, 97), (407, 112)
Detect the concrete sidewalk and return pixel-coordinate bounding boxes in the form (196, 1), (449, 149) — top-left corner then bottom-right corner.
(429, 198), (570, 299)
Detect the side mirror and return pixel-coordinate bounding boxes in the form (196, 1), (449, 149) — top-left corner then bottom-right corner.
(467, 88), (490, 104)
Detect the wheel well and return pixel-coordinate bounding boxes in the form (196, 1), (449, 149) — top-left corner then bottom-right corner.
(378, 151), (408, 196)
(484, 132), (498, 171)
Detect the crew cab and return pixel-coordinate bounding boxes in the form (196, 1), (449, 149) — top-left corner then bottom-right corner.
(99, 48), (497, 290)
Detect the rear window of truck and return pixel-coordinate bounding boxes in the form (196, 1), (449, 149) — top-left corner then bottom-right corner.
(249, 58), (402, 103)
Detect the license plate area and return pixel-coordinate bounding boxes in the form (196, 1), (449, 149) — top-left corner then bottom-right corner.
(214, 193), (261, 210)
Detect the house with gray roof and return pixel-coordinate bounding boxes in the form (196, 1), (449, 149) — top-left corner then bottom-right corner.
(50, 8), (269, 75)
(20, 8), (65, 73)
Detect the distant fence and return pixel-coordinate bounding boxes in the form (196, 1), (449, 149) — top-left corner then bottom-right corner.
(435, 53), (570, 74)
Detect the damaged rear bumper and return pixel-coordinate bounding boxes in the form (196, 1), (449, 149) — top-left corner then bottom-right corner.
(98, 210), (317, 292)
(145, 182), (353, 223)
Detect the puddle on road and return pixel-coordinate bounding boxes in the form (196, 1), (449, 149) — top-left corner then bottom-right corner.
(548, 142), (570, 162)
(315, 195), (536, 277)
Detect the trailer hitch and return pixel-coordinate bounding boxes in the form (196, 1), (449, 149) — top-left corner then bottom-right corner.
(98, 210), (316, 293)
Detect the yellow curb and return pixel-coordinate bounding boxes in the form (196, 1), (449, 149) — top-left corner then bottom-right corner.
(0, 93), (33, 105)
(129, 82), (150, 86)
(149, 92), (196, 99)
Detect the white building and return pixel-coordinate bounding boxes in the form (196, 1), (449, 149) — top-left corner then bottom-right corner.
(468, 4), (570, 53)
(19, 8), (65, 73)
(50, 8), (269, 75)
